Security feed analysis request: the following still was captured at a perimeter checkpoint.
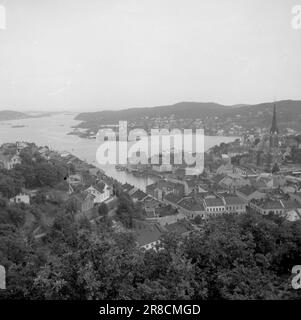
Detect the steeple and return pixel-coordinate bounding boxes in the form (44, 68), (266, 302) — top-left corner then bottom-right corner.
(270, 104), (279, 134)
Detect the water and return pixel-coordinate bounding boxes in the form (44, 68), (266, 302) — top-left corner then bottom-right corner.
(0, 114), (238, 191)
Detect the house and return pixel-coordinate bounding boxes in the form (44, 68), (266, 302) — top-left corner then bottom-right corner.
(166, 178), (194, 196)
(216, 163), (233, 175)
(177, 197), (206, 219)
(16, 141), (29, 150)
(236, 186), (266, 203)
(88, 167), (105, 178)
(68, 174), (83, 186)
(10, 193), (30, 205)
(203, 197), (226, 215)
(223, 196), (247, 214)
(253, 174), (286, 191)
(219, 174), (251, 191)
(85, 182), (111, 204)
(165, 219), (194, 236)
(146, 180), (185, 201)
(149, 205), (185, 226)
(283, 209), (301, 222)
(121, 183), (135, 194)
(280, 199), (301, 213)
(135, 223), (163, 250)
(130, 189), (148, 203)
(163, 193), (184, 207)
(0, 154), (21, 170)
(68, 191), (94, 213)
(250, 199), (284, 215)
(233, 165), (258, 178)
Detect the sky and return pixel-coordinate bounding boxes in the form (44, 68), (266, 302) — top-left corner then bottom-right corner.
(0, 0), (300, 112)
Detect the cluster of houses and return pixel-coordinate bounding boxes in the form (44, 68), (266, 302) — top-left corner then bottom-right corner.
(3, 140), (301, 252)
(116, 154), (301, 250)
(0, 142), (23, 170)
(1, 142), (113, 220)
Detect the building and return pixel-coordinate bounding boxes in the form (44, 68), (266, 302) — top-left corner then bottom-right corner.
(216, 163), (233, 175)
(165, 219), (194, 236)
(10, 193), (30, 205)
(85, 182), (111, 204)
(68, 191), (94, 213)
(232, 165), (258, 178)
(283, 209), (301, 222)
(177, 197), (206, 219)
(163, 192), (184, 207)
(203, 197), (226, 215)
(146, 180), (185, 201)
(130, 189), (148, 203)
(270, 104), (279, 150)
(0, 154), (21, 170)
(219, 174), (251, 191)
(223, 196), (247, 214)
(250, 199), (284, 215)
(236, 186), (266, 203)
(135, 223), (163, 250)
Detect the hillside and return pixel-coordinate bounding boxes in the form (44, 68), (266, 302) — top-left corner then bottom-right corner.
(0, 110), (30, 121)
(75, 102), (231, 123)
(74, 100), (301, 134)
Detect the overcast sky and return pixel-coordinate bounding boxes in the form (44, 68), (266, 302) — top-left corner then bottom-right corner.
(0, 0), (300, 112)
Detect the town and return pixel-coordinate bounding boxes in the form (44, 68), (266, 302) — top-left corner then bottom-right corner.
(1, 105), (301, 253)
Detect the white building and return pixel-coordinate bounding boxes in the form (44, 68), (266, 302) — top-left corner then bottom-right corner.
(85, 183), (111, 204)
(10, 193), (30, 205)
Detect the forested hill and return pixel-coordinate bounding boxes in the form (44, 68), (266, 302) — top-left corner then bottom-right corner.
(75, 102), (230, 122)
(74, 100), (301, 132)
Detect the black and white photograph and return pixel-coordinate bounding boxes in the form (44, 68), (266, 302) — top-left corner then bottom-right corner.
(0, 0), (301, 307)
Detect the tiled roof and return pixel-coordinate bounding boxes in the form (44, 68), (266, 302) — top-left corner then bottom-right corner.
(223, 196), (246, 206)
(164, 193), (183, 204)
(204, 197), (224, 207)
(155, 205), (177, 217)
(178, 197), (205, 211)
(255, 199), (283, 210)
(237, 186), (258, 196)
(131, 189), (148, 201)
(281, 200), (301, 209)
(122, 183), (135, 193)
(165, 220), (193, 235)
(135, 224), (162, 246)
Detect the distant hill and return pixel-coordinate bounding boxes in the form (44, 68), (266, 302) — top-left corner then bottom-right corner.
(75, 100), (301, 133)
(221, 100), (301, 132)
(75, 102), (230, 123)
(0, 110), (30, 121)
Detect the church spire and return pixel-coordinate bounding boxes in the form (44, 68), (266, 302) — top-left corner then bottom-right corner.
(270, 104), (278, 134)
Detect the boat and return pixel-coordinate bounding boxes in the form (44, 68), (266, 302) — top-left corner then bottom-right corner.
(115, 164), (126, 171)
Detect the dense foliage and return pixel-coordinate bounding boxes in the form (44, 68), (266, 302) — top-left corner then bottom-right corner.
(0, 207), (300, 300)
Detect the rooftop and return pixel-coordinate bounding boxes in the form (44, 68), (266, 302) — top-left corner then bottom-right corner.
(165, 220), (193, 235)
(204, 197), (224, 207)
(178, 197), (205, 211)
(223, 196), (246, 206)
(135, 223), (163, 246)
(237, 185), (258, 196)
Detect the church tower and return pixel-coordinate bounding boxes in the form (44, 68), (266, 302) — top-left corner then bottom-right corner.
(269, 104), (279, 149)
